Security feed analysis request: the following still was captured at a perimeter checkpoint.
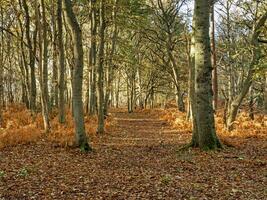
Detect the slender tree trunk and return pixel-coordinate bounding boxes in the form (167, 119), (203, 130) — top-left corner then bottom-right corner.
(189, 16), (199, 147)
(210, 4), (218, 111)
(63, 0), (91, 150)
(131, 77), (135, 111)
(127, 78), (131, 112)
(136, 65), (144, 109)
(97, 0), (106, 134)
(176, 85), (185, 112)
(57, 0), (65, 123)
(16, 6), (31, 108)
(115, 74), (120, 108)
(192, 0), (221, 150)
(186, 33), (192, 121)
(104, 0), (118, 116)
(249, 86), (254, 120)
(51, 0), (58, 108)
(167, 34), (185, 112)
(0, 7), (3, 127)
(89, 0), (97, 115)
(22, 0), (37, 111)
(37, 0), (50, 133)
(85, 48), (91, 114)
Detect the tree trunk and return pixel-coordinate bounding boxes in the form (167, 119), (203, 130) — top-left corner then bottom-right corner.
(37, 0), (50, 133)
(176, 85), (185, 112)
(63, 0), (91, 150)
(167, 34), (185, 112)
(85, 48), (91, 114)
(97, 0), (106, 134)
(16, 7), (31, 108)
(89, 0), (97, 116)
(249, 86), (254, 120)
(57, 0), (65, 123)
(22, 0), (37, 111)
(104, 0), (118, 116)
(189, 16), (199, 147)
(192, 0), (221, 150)
(51, 0), (58, 108)
(0, 7), (3, 127)
(186, 33), (192, 121)
(136, 65), (144, 109)
(210, 4), (218, 111)
(115, 74), (120, 108)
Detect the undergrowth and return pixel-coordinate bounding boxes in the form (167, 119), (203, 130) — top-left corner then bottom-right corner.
(158, 108), (267, 148)
(0, 104), (115, 149)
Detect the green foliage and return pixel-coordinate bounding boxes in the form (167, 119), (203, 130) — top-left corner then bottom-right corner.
(18, 167), (29, 177)
(160, 174), (173, 185)
(0, 170), (5, 178)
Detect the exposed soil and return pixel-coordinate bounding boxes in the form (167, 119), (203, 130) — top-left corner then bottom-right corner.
(0, 110), (266, 199)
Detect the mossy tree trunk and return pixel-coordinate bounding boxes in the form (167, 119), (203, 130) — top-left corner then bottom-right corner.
(191, 0), (221, 150)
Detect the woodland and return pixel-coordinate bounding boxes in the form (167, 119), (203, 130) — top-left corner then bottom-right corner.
(0, 0), (266, 199)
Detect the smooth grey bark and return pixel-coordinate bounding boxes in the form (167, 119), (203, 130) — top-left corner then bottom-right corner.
(85, 48), (90, 114)
(51, 0), (58, 108)
(89, 0), (97, 116)
(63, 0), (91, 150)
(127, 78), (133, 113)
(15, 4), (31, 108)
(57, 0), (65, 123)
(192, 0), (221, 150)
(97, 0), (106, 134)
(210, 3), (218, 111)
(41, 0), (50, 129)
(186, 33), (192, 121)
(136, 65), (144, 109)
(188, 17), (199, 147)
(104, 0), (119, 116)
(36, 0), (50, 133)
(21, 0), (37, 111)
(115, 73), (120, 108)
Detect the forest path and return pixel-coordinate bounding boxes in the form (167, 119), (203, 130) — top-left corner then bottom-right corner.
(0, 110), (266, 200)
(96, 109), (187, 148)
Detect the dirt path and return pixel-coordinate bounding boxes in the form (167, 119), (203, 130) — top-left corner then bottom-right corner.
(97, 110), (187, 148)
(0, 110), (266, 199)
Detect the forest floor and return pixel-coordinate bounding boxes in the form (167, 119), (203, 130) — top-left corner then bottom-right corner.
(0, 109), (266, 200)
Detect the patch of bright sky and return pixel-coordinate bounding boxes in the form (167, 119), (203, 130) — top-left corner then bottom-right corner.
(180, 0), (224, 24)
